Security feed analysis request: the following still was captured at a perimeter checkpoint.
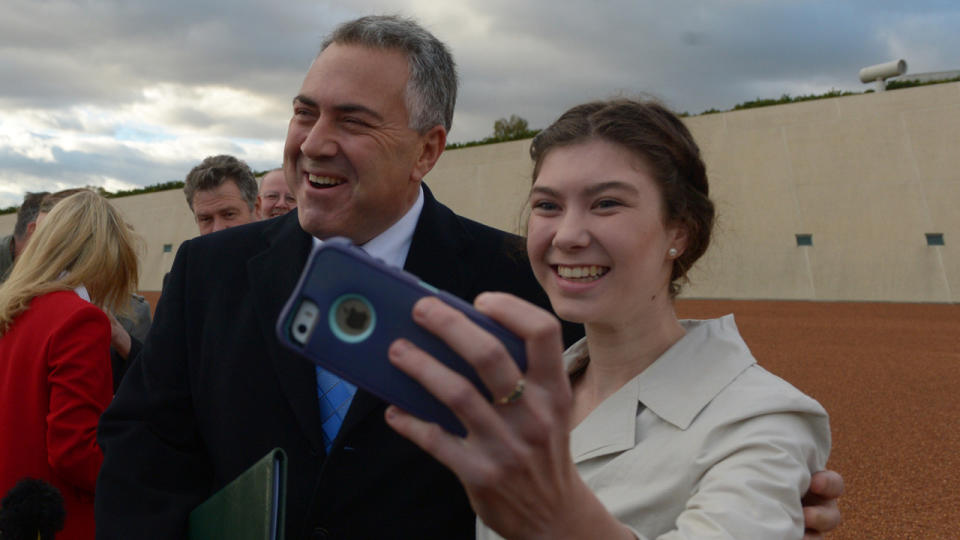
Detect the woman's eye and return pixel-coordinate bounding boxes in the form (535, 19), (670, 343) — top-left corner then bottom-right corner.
(595, 199), (621, 209)
(532, 201), (558, 211)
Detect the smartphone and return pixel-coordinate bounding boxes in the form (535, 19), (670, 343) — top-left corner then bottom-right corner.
(275, 237), (528, 436)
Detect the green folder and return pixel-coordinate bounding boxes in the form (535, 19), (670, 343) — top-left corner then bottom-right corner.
(188, 448), (287, 540)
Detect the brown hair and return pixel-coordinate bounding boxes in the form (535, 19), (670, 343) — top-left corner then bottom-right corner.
(183, 154), (258, 211)
(13, 191), (49, 241)
(39, 188), (88, 214)
(530, 98), (715, 296)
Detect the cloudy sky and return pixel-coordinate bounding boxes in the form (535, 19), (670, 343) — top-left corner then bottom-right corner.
(1, 0), (958, 209)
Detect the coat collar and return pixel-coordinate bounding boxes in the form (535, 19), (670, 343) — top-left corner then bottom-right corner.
(569, 315), (756, 462)
(247, 210), (322, 451)
(337, 184), (473, 440)
(247, 185), (472, 453)
(401, 184), (472, 293)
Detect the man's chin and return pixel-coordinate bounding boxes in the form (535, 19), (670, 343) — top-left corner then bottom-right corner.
(298, 211), (344, 241)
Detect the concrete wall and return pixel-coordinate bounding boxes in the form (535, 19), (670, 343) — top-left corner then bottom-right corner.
(429, 82), (960, 303)
(109, 189), (199, 292)
(2, 81), (957, 302)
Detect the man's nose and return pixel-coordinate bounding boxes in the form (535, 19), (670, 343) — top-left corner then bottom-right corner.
(301, 117), (339, 158)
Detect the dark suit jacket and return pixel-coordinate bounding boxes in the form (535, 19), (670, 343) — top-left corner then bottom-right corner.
(109, 294), (152, 391)
(96, 186), (578, 539)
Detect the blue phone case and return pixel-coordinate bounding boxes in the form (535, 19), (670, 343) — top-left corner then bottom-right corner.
(275, 237), (527, 436)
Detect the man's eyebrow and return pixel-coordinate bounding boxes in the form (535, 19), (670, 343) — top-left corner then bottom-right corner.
(291, 96), (383, 122)
(333, 103), (383, 122)
(292, 95), (317, 108)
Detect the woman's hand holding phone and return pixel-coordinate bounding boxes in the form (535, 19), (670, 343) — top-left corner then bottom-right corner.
(384, 292), (633, 540)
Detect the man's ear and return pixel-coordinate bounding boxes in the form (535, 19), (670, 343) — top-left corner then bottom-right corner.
(411, 125), (447, 182)
(254, 196), (263, 220)
(15, 221), (38, 257)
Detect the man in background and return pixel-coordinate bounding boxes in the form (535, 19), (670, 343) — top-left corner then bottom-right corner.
(255, 168), (297, 219)
(0, 192), (49, 282)
(183, 155), (258, 235)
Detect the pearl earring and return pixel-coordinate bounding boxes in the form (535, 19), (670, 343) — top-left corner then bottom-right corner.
(668, 248), (678, 258)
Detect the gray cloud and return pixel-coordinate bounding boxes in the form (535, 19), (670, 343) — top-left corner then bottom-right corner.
(1, 0), (958, 209)
(1, 145), (183, 186)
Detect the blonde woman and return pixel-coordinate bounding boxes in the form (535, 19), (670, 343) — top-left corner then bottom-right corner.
(0, 190), (139, 540)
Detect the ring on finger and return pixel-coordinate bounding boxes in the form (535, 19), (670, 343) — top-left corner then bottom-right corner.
(496, 378), (526, 405)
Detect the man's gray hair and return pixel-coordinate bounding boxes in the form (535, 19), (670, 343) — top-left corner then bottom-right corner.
(13, 192), (49, 240)
(322, 15), (458, 134)
(183, 155), (258, 211)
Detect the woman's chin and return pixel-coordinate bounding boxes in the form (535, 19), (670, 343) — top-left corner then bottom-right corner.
(551, 304), (594, 326)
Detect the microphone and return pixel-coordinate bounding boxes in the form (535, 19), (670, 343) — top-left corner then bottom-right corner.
(0, 478), (66, 540)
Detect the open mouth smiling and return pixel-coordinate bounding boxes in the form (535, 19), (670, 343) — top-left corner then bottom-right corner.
(307, 173), (346, 188)
(554, 265), (610, 281)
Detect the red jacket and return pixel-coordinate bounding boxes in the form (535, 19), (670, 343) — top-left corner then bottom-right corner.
(1, 290), (112, 540)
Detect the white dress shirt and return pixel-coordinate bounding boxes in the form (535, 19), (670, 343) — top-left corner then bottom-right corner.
(478, 315), (830, 540)
(74, 284), (91, 302)
(311, 185), (424, 268)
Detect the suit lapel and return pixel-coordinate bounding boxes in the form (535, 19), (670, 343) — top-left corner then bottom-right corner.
(403, 186), (472, 296)
(247, 212), (324, 453)
(337, 185), (471, 438)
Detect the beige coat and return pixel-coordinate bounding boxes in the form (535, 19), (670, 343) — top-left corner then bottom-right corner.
(479, 315), (830, 540)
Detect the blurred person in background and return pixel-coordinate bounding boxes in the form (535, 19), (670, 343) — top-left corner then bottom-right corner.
(0, 190), (140, 539)
(256, 168), (297, 219)
(0, 191), (49, 282)
(183, 154), (258, 235)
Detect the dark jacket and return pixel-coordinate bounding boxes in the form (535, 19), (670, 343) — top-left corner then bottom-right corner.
(96, 186), (577, 539)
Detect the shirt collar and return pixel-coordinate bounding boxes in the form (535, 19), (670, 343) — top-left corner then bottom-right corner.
(74, 284), (91, 302)
(564, 315), (756, 430)
(58, 270), (91, 303)
(311, 185), (424, 268)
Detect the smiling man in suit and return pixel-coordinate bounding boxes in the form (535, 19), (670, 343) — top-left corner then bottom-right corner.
(95, 15), (552, 539)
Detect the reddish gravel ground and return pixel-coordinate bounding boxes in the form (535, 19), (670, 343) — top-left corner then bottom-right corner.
(140, 293), (957, 537)
(676, 300), (960, 540)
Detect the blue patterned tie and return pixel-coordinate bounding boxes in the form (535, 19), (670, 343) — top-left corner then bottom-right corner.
(316, 366), (357, 452)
